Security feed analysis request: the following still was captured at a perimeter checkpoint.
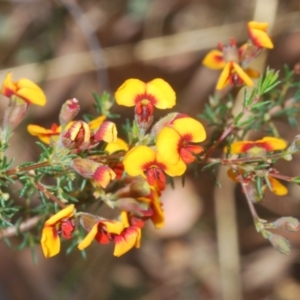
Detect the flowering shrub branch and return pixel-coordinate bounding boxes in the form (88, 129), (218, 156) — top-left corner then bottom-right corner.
(0, 21), (300, 259)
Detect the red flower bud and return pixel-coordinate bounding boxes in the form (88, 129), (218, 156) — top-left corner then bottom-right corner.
(59, 98), (80, 126)
(61, 121), (90, 150)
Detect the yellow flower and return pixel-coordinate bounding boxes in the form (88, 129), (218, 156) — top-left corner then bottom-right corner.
(115, 78), (176, 130)
(1, 72), (46, 106)
(115, 78), (176, 109)
(225, 137), (287, 156)
(123, 145), (186, 191)
(41, 205), (75, 258)
(156, 115), (206, 166)
(27, 123), (61, 144)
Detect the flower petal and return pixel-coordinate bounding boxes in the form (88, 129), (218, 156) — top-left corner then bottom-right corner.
(102, 219), (124, 235)
(232, 63), (253, 87)
(1, 72), (17, 97)
(146, 78), (176, 109)
(157, 154), (186, 177)
(150, 190), (165, 229)
(259, 137), (287, 151)
(93, 166), (116, 188)
(268, 177), (288, 196)
(41, 226), (60, 258)
(105, 138), (128, 154)
(45, 205), (75, 226)
(202, 50), (226, 70)
(78, 222), (98, 250)
(123, 146), (156, 177)
(172, 117), (206, 143)
(113, 227), (141, 257)
(115, 79), (146, 107)
(248, 26), (273, 49)
(16, 78), (46, 106)
(248, 21), (269, 31)
(156, 126), (181, 165)
(88, 115), (106, 130)
(216, 62), (231, 90)
(245, 67), (260, 78)
(94, 121), (118, 143)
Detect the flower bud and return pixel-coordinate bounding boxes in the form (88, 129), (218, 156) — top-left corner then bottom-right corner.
(273, 217), (300, 232)
(3, 96), (28, 130)
(59, 98), (80, 126)
(61, 121), (90, 150)
(92, 121), (117, 143)
(71, 157), (116, 188)
(266, 231), (291, 255)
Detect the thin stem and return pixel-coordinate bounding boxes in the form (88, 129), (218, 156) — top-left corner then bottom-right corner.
(237, 171), (259, 221)
(34, 182), (66, 208)
(204, 124), (235, 160)
(5, 161), (50, 176)
(0, 216), (41, 239)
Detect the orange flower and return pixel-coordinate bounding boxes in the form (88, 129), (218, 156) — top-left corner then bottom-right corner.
(1, 72), (46, 106)
(226, 137), (287, 156)
(123, 145), (186, 191)
(156, 115), (206, 166)
(247, 21), (274, 49)
(41, 205), (75, 258)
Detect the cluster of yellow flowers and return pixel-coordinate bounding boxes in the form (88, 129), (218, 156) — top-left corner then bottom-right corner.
(0, 20), (291, 258)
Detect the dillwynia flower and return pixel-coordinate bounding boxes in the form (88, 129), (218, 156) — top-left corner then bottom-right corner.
(1, 72), (46, 106)
(226, 137), (288, 198)
(1, 72), (47, 129)
(78, 213), (141, 257)
(227, 168), (288, 197)
(156, 114), (206, 166)
(115, 78), (176, 131)
(202, 21), (273, 90)
(123, 145), (186, 191)
(27, 115), (107, 145)
(41, 205), (75, 258)
(225, 136), (287, 156)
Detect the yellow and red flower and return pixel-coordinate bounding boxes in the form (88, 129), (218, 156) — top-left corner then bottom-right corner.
(123, 145), (186, 191)
(115, 78), (176, 130)
(225, 137), (287, 156)
(156, 114), (206, 166)
(41, 204), (75, 258)
(78, 213), (141, 257)
(202, 39), (259, 90)
(247, 21), (274, 49)
(227, 168), (287, 196)
(27, 115), (107, 145)
(27, 123), (61, 144)
(1, 72), (46, 106)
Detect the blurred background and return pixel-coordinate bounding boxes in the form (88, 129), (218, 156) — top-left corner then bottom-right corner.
(0, 0), (300, 299)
